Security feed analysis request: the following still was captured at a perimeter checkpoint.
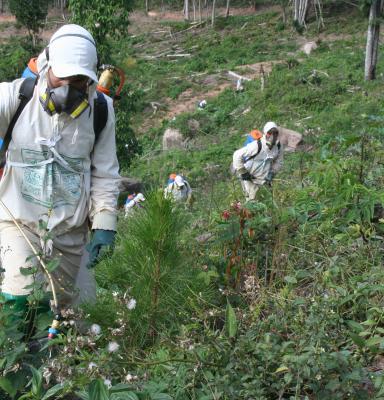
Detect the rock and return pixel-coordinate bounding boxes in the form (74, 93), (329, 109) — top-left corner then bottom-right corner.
(196, 232), (214, 243)
(301, 41), (318, 55)
(278, 127), (303, 152)
(187, 119), (200, 135)
(162, 128), (184, 150)
(118, 177), (142, 193)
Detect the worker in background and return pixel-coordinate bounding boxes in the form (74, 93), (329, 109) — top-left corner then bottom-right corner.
(0, 24), (120, 327)
(232, 122), (283, 202)
(164, 173), (193, 204)
(124, 193), (145, 217)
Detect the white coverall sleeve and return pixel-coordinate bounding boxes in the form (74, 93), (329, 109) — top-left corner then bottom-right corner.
(232, 147), (247, 175)
(185, 181), (192, 202)
(0, 80), (23, 137)
(271, 145), (284, 173)
(233, 140), (260, 175)
(89, 98), (121, 231)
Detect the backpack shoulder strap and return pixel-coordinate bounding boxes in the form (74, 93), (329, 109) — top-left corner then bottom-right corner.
(244, 139), (262, 162)
(93, 91), (108, 143)
(0, 77), (37, 161)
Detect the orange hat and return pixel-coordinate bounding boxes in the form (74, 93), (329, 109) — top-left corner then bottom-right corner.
(169, 173), (177, 180)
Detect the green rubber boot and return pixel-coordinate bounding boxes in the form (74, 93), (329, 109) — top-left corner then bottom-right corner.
(0, 292), (29, 325)
(1, 293), (52, 343)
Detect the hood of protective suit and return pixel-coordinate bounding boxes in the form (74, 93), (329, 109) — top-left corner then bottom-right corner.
(36, 43), (97, 106)
(263, 121), (278, 135)
(175, 175), (185, 187)
(46, 24), (98, 82)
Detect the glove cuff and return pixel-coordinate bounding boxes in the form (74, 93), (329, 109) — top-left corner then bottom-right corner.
(92, 211), (117, 231)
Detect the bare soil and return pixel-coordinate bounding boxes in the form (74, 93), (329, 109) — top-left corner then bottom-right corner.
(0, 7), (361, 133)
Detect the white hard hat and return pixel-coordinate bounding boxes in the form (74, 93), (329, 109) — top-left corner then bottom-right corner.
(48, 24), (98, 82)
(135, 193), (145, 202)
(174, 175), (185, 187)
(263, 121), (278, 135)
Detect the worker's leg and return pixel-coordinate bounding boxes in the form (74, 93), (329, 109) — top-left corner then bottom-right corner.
(1, 221), (88, 310)
(0, 221), (42, 329)
(241, 180), (260, 202)
(50, 224), (88, 308)
(0, 221), (42, 296)
(72, 246), (96, 307)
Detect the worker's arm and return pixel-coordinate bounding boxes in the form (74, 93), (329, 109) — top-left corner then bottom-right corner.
(271, 144), (284, 173)
(89, 96), (120, 232)
(0, 79), (23, 139)
(233, 140), (260, 175)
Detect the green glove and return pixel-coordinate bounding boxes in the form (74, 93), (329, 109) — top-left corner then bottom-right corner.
(86, 229), (116, 269)
(265, 170), (274, 185)
(241, 172), (253, 181)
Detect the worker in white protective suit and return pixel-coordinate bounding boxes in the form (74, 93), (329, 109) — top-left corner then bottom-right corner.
(232, 122), (283, 202)
(0, 25), (120, 326)
(124, 192), (145, 217)
(164, 173), (192, 204)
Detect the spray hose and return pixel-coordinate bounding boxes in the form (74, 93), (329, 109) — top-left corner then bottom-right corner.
(0, 199), (61, 339)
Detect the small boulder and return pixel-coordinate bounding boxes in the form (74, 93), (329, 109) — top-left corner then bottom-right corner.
(278, 127), (303, 152)
(301, 41), (318, 55)
(187, 119), (200, 135)
(196, 232), (214, 243)
(163, 128), (184, 150)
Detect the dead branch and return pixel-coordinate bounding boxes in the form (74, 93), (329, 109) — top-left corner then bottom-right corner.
(228, 70), (252, 81)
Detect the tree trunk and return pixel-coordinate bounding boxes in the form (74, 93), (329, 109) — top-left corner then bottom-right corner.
(145, 0), (149, 14)
(365, 0), (383, 80)
(198, 0), (202, 22)
(281, 5), (286, 24)
(184, 0), (189, 20)
(211, 0), (216, 27)
(293, 0), (308, 28)
(225, 0), (230, 18)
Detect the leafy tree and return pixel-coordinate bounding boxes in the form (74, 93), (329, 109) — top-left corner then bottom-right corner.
(68, 0), (133, 61)
(9, 0), (48, 48)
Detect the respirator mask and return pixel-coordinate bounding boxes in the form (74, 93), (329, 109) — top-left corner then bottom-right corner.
(265, 128), (279, 148)
(40, 75), (90, 119)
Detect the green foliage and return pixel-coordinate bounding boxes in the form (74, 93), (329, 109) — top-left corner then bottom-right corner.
(0, 38), (31, 81)
(9, 0), (48, 46)
(115, 92), (143, 170)
(68, 0), (133, 60)
(1, 5), (384, 399)
(91, 191), (211, 347)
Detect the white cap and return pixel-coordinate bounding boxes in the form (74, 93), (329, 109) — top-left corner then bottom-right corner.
(48, 24), (98, 82)
(263, 121), (278, 135)
(135, 193), (145, 202)
(174, 175), (185, 187)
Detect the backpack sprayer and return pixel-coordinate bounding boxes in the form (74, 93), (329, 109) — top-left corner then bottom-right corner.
(96, 64), (126, 105)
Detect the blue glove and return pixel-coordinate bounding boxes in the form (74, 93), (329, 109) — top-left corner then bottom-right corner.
(86, 229), (116, 269)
